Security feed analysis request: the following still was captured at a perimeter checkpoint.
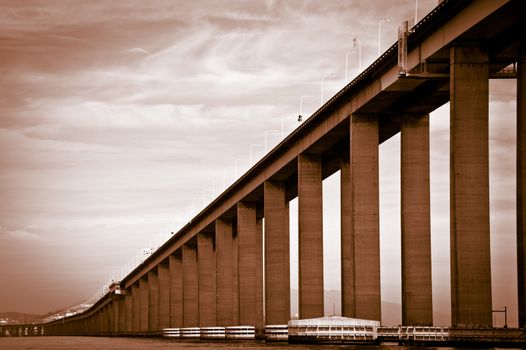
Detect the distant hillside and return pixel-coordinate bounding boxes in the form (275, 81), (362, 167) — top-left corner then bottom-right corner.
(0, 311), (46, 324)
(0, 299), (87, 325)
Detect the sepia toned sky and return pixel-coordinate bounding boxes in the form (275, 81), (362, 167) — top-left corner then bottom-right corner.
(0, 0), (518, 326)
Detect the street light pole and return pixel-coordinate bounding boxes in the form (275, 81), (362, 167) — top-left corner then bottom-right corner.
(414, 0), (418, 26)
(234, 158), (246, 178)
(378, 18), (391, 56)
(264, 129), (278, 152)
(250, 143), (262, 164)
(298, 95), (315, 122)
(352, 36), (362, 72)
(320, 74), (337, 106)
(345, 50), (352, 83)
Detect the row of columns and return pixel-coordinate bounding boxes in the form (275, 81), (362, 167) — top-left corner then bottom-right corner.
(68, 113), (429, 332)
(0, 325), (44, 336)
(45, 44), (526, 335)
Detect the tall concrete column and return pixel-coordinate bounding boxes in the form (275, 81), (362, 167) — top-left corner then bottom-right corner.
(158, 263), (170, 330)
(232, 228), (239, 325)
(112, 299), (119, 333)
(99, 310), (104, 333)
(183, 242), (199, 327)
(198, 232), (216, 326)
(131, 283), (140, 332)
(96, 308), (102, 333)
(169, 252), (183, 327)
(237, 202), (259, 326)
(107, 303), (114, 334)
(85, 318), (91, 335)
(256, 218), (264, 330)
(111, 302), (117, 333)
(105, 306), (110, 333)
(216, 218), (234, 326)
(298, 154), (324, 319)
(450, 44), (492, 326)
(139, 277), (149, 332)
(92, 313), (98, 334)
(341, 152), (355, 317)
(125, 289), (133, 332)
(148, 270), (159, 332)
(103, 306), (110, 333)
(94, 311), (100, 334)
(517, 47), (526, 329)
(401, 114), (433, 325)
(264, 180), (290, 324)
(350, 114), (381, 321)
(107, 305), (112, 333)
(118, 297), (126, 333)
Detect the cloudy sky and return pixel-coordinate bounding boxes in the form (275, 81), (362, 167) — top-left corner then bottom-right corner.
(0, 0), (518, 326)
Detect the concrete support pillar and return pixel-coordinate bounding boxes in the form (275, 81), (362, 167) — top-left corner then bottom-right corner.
(198, 232), (216, 327)
(169, 252), (184, 327)
(139, 277), (149, 332)
(107, 305), (113, 334)
(94, 311), (99, 332)
(517, 47), (526, 329)
(237, 202), (259, 326)
(216, 218), (234, 326)
(131, 283), (140, 332)
(148, 270), (159, 332)
(233, 229), (240, 325)
(256, 218), (264, 330)
(103, 306), (109, 333)
(450, 44), (492, 326)
(350, 114), (381, 321)
(183, 243), (199, 327)
(264, 180), (290, 324)
(298, 154), (324, 318)
(107, 303), (114, 333)
(158, 263), (170, 330)
(92, 313), (98, 334)
(125, 290), (133, 332)
(112, 299), (119, 333)
(106, 305), (112, 333)
(96, 308), (102, 334)
(401, 114), (433, 325)
(341, 152), (355, 317)
(96, 309), (102, 333)
(118, 297), (126, 333)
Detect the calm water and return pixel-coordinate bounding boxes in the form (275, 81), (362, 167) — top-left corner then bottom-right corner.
(0, 337), (518, 350)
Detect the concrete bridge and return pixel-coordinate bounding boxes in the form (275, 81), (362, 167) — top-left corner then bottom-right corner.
(11, 0), (526, 339)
